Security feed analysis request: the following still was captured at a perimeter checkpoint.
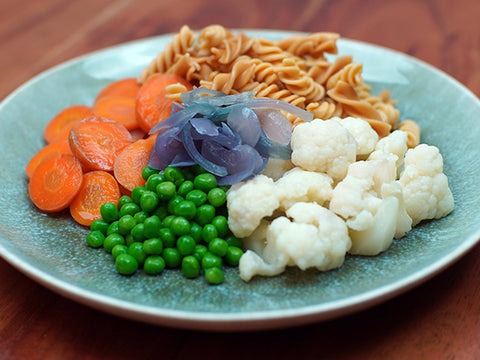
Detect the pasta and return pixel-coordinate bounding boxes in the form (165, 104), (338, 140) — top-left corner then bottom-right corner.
(138, 24), (418, 140)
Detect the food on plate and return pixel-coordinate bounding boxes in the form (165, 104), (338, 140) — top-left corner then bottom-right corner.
(25, 25), (454, 284)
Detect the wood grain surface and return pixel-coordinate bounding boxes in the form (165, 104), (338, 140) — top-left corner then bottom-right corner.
(1, 0), (479, 359)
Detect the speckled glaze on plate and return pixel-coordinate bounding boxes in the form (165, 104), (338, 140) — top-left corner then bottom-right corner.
(0, 30), (479, 332)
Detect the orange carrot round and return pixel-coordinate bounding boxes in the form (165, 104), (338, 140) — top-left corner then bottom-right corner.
(70, 171), (121, 226)
(95, 78), (141, 103)
(28, 154), (83, 212)
(129, 127), (147, 142)
(68, 116), (133, 172)
(43, 105), (94, 144)
(113, 137), (155, 192)
(25, 140), (73, 180)
(93, 96), (138, 130)
(135, 74), (192, 133)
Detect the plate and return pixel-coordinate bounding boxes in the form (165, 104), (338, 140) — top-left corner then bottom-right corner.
(1, 30), (479, 332)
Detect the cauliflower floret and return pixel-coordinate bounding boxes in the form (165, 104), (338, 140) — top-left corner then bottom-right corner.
(399, 144), (454, 226)
(275, 167), (333, 210)
(238, 250), (286, 282)
(261, 158), (295, 181)
(263, 202), (351, 271)
(329, 158), (411, 255)
(337, 116), (379, 159)
(226, 175), (279, 238)
(368, 130), (408, 177)
(290, 118), (357, 182)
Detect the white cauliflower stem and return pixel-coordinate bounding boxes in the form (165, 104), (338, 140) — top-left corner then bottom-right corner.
(399, 144), (454, 225)
(290, 118), (357, 181)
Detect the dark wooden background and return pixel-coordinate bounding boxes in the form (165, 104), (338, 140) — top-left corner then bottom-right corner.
(1, 0), (479, 358)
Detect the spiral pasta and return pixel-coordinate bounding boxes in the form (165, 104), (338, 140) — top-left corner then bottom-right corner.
(138, 24), (419, 140)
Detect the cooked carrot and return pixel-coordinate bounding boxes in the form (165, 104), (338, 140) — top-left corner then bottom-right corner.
(68, 116), (133, 172)
(43, 105), (94, 144)
(94, 78), (141, 104)
(129, 127), (147, 142)
(93, 96), (138, 130)
(25, 140), (73, 180)
(135, 73), (192, 133)
(113, 138), (155, 192)
(28, 154), (83, 212)
(70, 171), (121, 226)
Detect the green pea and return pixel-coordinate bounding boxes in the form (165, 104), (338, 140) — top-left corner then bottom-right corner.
(142, 166), (158, 181)
(202, 224), (218, 243)
(162, 215), (176, 228)
(111, 244), (129, 259)
(86, 230), (104, 248)
(164, 166), (184, 186)
(130, 223), (145, 242)
(131, 186), (147, 204)
(180, 166), (196, 181)
(145, 173), (165, 192)
(208, 238), (228, 257)
(118, 195), (133, 209)
(170, 216), (191, 236)
(118, 214), (137, 235)
(205, 267), (224, 285)
(182, 255), (200, 279)
(159, 228), (176, 248)
(207, 188), (226, 207)
(143, 238), (163, 255)
(106, 221), (120, 235)
(195, 204), (216, 226)
(191, 164), (207, 175)
(185, 189), (207, 207)
(144, 255), (165, 275)
(225, 246), (244, 266)
(140, 190), (159, 213)
(125, 234), (135, 247)
(177, 180), (194, 197)
(173, 200), (196, 219)
(193, 244), (208, 263)
(143, 215), (161, 238)
(133, 211), (149, 224)
(90, 219), (109, 235)
(167, 195), (184, 214)
(156, 181), (176, 200)
(177, 235), (196, 256)
(115, 253), (138, 275)
(225, 235), (243, 248)
(201, 252), (222, 269)
(119, 202), (141, 217)
(211, 215), (229, 237)
(100, 202), (119, 223)
(153, 205), (168, 220)
(193, 173), (217, 192)
(128, 242), (147, 266)
(162, 248), (182, 268)
(103, 233), (125, 253)
(189, 222), (203, 243)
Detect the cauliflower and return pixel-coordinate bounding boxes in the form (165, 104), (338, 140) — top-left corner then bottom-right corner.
(275, 167), (333, 210)
(261, 158), (295, 181)
(329, 158), (411, 255)
(238, 202), (351, 281)
(226, 175), (279, 238)
(337, 116), (379, 159)
(398, 144), (454, 226)
(368, 130), (408, 177)
(290, 118), (357, 181)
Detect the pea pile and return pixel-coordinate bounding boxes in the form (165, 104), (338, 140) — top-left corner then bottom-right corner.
(85, 165), (244, 285)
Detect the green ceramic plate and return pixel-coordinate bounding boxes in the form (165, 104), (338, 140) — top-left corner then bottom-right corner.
(0, 30), (479, 331)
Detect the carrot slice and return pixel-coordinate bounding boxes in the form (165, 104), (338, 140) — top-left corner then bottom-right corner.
(113, 138), (155, 192)
(93, 96), (138, 130)
(135, 74), (192, 133)
(25, 140), (73, 179)
(70, 171), (121, 226)
(129, 127), (147, 142)
(68, 116), (133, 172)
(28, 154), (83, 212)
(44, 105), (94, 144)
(95, 78), (141, 103)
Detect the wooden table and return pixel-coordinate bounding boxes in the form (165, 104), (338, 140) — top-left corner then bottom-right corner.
(1, 0), (479, 358)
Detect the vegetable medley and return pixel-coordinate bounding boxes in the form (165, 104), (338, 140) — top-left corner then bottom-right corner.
(25, 26), (454, 285)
